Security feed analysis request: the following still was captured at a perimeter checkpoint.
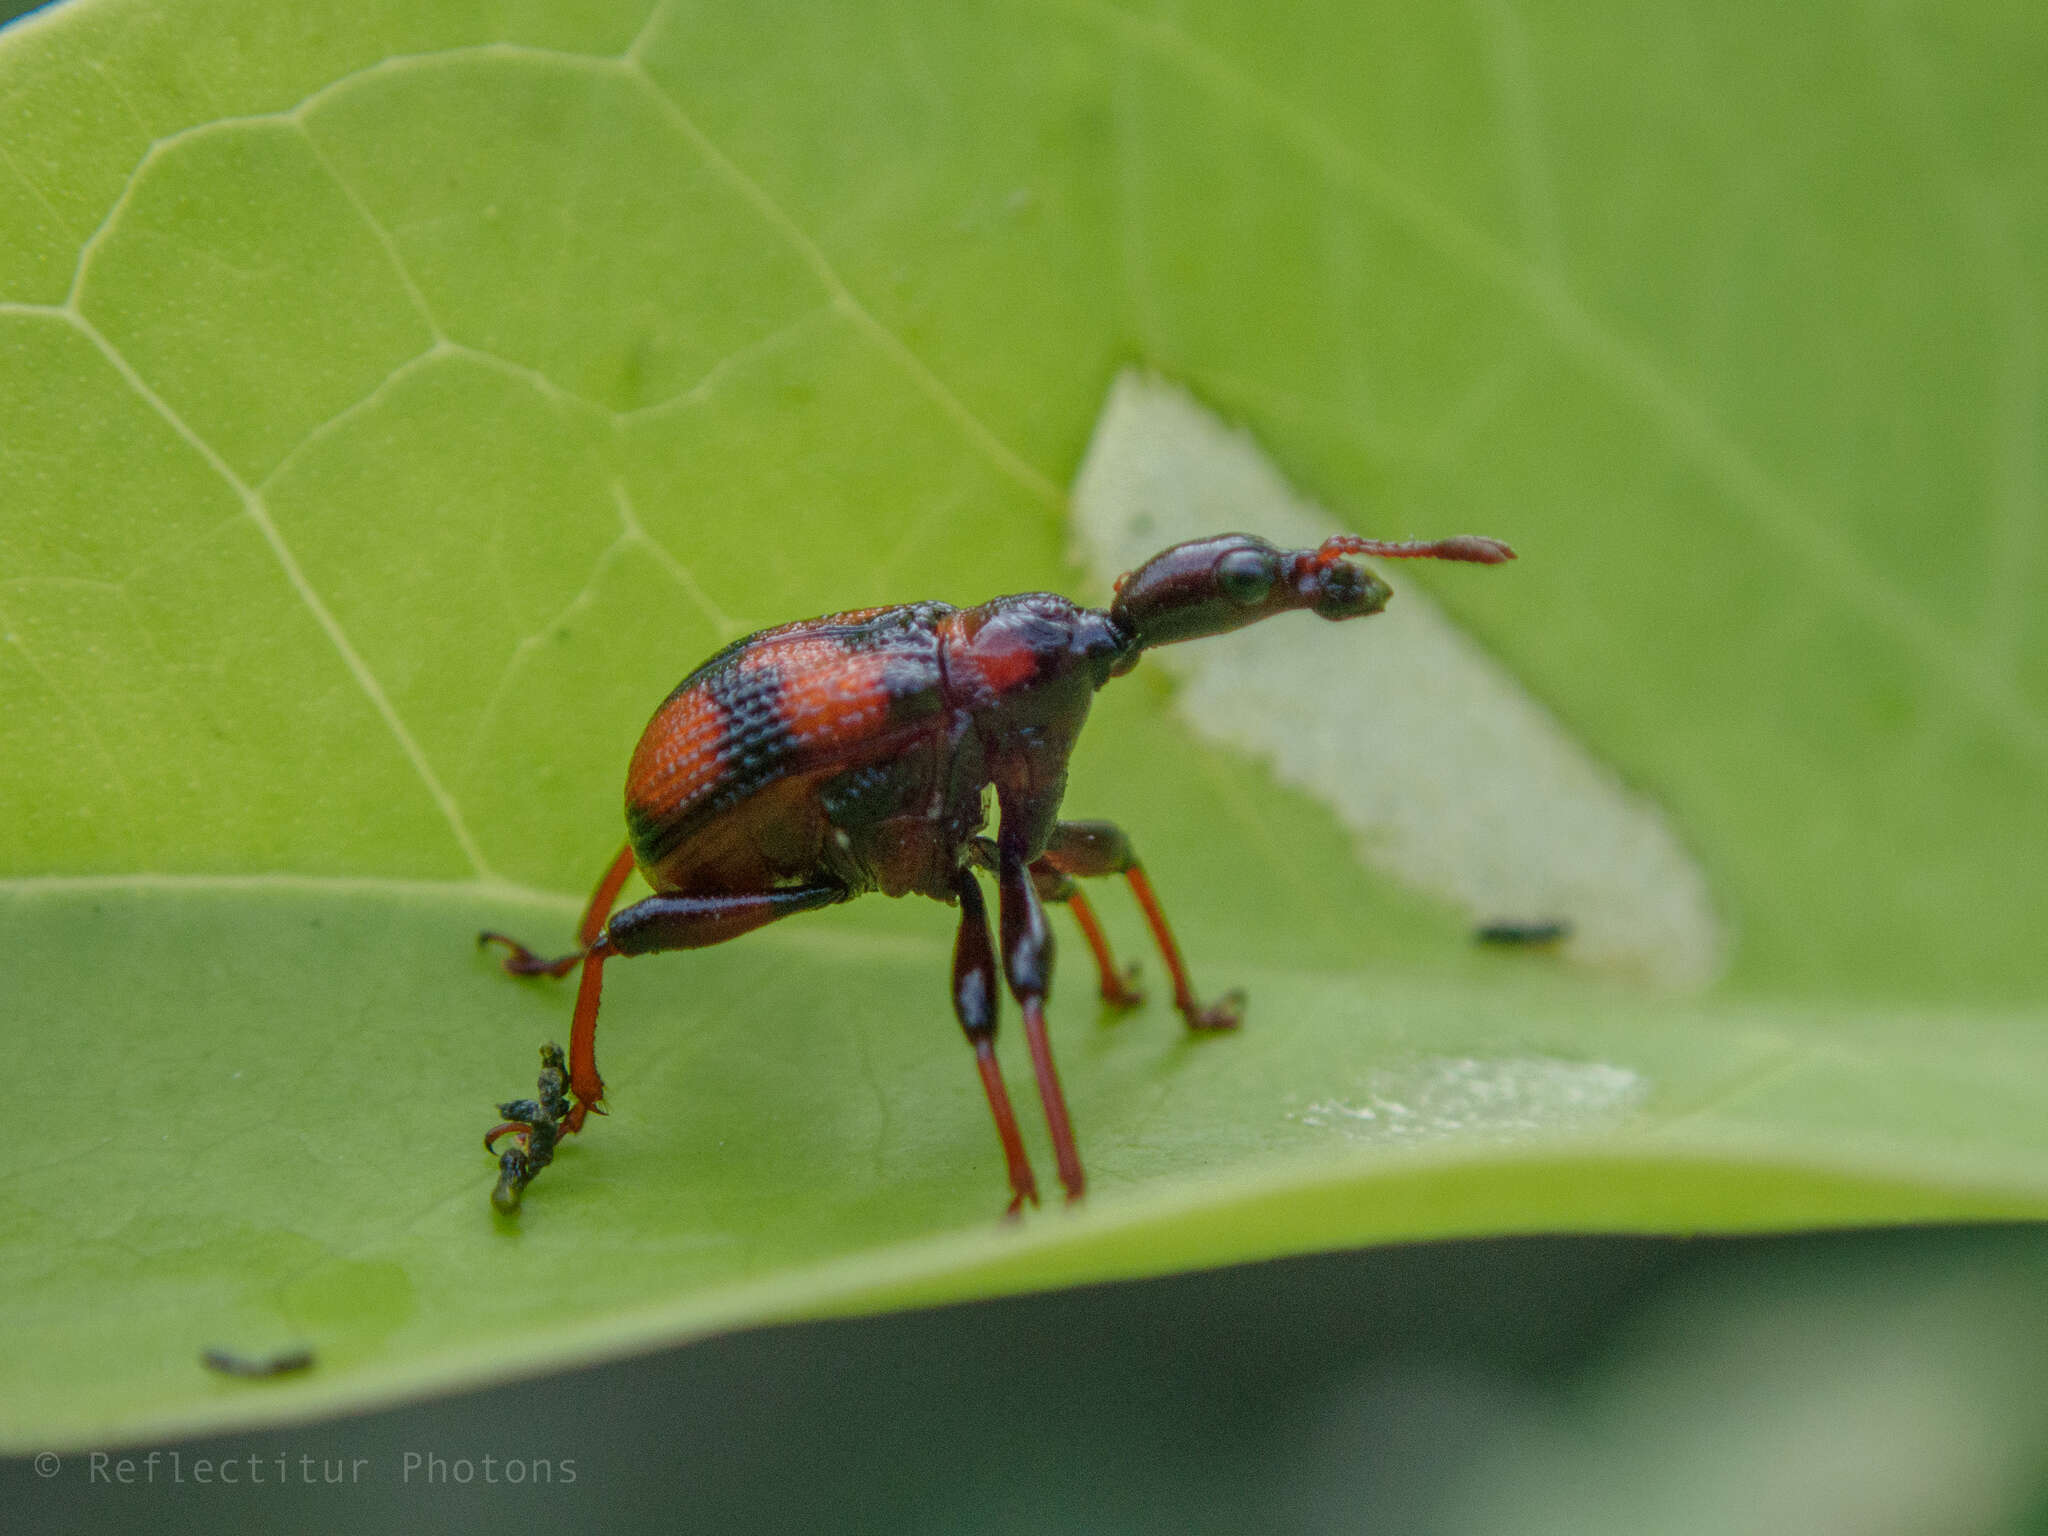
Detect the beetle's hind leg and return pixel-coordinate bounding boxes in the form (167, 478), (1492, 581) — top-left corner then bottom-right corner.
(481, 880), (850, 1213)
(479, 844), (637, 978)
(480, 846), (637, 1212)
(484, 938), (616, 1213)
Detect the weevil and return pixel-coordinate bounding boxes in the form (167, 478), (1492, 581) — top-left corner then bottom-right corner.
(480, 530), (1514, 1215)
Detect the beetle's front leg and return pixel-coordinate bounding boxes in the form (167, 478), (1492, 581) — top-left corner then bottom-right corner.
(996, 838), (1085, 1202)
(951, 868), (1039, 1216)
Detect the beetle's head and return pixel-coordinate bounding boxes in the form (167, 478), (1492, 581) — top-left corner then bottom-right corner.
(1105, 531), (1513, 658)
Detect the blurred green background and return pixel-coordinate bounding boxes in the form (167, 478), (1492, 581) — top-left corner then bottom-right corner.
(17, 1226), (2048, 1533)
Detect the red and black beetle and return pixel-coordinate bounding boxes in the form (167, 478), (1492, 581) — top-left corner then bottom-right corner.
(481, 530), (1514, 1215)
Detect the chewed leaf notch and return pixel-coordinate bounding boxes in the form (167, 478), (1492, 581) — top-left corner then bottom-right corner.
(1073, 372), (1725, 992)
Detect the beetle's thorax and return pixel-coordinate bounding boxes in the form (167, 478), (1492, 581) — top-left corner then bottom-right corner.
(933, 593), (1131, 862)
(938, 593), (1130, 704)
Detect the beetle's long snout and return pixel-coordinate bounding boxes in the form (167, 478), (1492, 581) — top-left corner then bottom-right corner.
(1107, 530), (1512, 653)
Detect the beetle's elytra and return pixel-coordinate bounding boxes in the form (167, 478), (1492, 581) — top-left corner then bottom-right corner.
(481, 530), (1514, 1215)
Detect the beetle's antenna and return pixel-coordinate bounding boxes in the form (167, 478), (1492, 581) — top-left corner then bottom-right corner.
(1322, 534), (1516, 564)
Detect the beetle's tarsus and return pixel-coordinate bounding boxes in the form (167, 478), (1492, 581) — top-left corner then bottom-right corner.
(1183, 987), (1246, 1032)
(1099, 961), (1146, 1011)
(479, 930), (583, 979)
(484, 1115), (527, 1154)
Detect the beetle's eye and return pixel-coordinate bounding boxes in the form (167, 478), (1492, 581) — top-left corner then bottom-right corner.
(1214, 548), (1277, 605)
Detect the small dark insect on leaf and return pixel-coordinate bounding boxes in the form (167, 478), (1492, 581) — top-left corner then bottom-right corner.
(200, 1346), (315, 1379)
(1474, 919), (1572, 946)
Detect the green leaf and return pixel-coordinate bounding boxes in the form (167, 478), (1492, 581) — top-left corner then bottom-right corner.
(3, 0), (2043, 1448)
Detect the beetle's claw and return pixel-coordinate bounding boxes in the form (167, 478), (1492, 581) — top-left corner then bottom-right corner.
(1002, 1181), (1043, 1221)
(1099, 961), (1146, 1012)
(485, 1043), (575, 1214)
(1183, 988), (1247, 1032)
(480, 931), (583, 979)
(486, 1108), (559, 1215)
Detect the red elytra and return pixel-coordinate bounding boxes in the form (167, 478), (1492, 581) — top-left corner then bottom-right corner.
(480, 531), (1514, 1216)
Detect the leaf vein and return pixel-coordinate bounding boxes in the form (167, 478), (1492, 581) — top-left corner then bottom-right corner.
(0, 135), (65, 232)
(1471, 0), (1568, 281)
(60, 308), (498, 880)
(254, 343), (449, 494)
(621, 60), (1063, 508)
(612, 480), (742, 640)
(1863, 5), (2043, 672)
(295, 124), (446, 342)
(0, 592), (144, 863)
(460, 524), (636, 779)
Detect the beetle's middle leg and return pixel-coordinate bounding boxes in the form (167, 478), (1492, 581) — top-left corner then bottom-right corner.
(1039, 819), (1245, 1032)
(484, 879), (849, 1213)
(1027, 861), (1146, 1012)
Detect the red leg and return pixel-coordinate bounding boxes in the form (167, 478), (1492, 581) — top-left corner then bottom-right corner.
(480, 843), (636, 976)
(561, 937), (614, 1119)
(484, 877), (847, 1213)
(997, 840), (1085, 1202)
(577, 845), (638, 948)
(974, 1041), (1038, 1217)
(1019, 997), (1082, 1199)
(1124, 866), (1242, 1031)
(1031, 857), (1145, 1011)
(1041, 820), (1244, 1032)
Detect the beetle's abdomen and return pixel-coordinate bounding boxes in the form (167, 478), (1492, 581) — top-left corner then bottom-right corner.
(624, 604), (952, 891)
